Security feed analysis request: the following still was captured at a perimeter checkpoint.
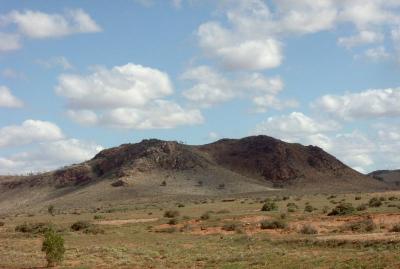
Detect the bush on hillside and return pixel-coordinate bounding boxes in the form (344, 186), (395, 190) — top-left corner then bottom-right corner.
(327, 203), (355, 216)
(261, 201), (278, 211)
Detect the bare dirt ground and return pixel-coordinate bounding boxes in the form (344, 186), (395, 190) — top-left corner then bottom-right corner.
(1, 191), (400, 268)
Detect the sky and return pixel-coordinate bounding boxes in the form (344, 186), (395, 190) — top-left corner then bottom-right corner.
(0, 0), (400, 174)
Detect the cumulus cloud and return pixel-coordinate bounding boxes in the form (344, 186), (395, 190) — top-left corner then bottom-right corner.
(1, 68), (25, 80)
(254, 112), (339, 149)
(181, 65), (292, 111)
(134, 0), (183, 8)
(355, 46), (390, 61)
(0, 86), (23, 108)
(36, 56), (73, 70)
(338, 30), (384, 48)
(0, 32), (21, 52)
(196, 0), (400, 70)
(3, 9), (101, 39)
(0, 9), (101, 52)
(0, 119), (103, 174)
(314, 87), (400, 120)
(0, 120), (64, 148)
(197, 11), (283, 70)
(0, 138), (103, 174)
(57, 63), (203, 129)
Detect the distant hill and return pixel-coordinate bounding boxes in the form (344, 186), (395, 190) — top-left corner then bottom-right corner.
(369, 170), (400, 188)
(0, 135), (391, 213)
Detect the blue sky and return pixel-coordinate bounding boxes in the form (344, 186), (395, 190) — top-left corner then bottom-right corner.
(1, 0), (400, 174)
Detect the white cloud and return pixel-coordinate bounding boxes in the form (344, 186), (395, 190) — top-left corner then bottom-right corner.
(354, 46), (390, 61)
(57, 63), (203, 129)
(1, 68), (25, 80)
(56, 63), (173, 109)
(0, 120), (64, 148)
(0, 32), (21, 52)
(0, 138), (103, 174)
(3, 9), (101, 39)
(98, 101), (203, 129)
(338, 30), (384, 48)
(254, 112), (339, 139)
(314, 87), (400, 120)
(134, 0), (183, 8)
(208, 131), (219, 140)
(0, 86), (23, 108)
(36, 56), (73, 70)
(196, 0), (400, 69)
(67, 101), (203, 129)
(198, 19), (283, 70)
(181, 65), (291, 110)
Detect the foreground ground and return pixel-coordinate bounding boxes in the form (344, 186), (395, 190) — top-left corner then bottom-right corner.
(1, 191), (400, 269)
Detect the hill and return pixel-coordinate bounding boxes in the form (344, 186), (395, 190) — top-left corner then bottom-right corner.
(369, 170), (400, 188)
(0, 136), (390, 213)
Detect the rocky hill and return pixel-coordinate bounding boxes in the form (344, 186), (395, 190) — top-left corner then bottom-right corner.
(0, 136), (391, 213)
(369, 170), (400, 188)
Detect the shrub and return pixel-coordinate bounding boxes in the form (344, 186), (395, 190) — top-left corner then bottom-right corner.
(15, 222), (53, 234)
(160, 180), (167, 186)
(217, 183), (225, 189)
(368, 197), (382, 207)
(355, 196), (362, 200)
(304, 205), (315, 213)
(42, 229), (65, 267)
(168, 218), (179, 225)
(327, 203), (355, 216)
(388, 196), (398, 201)
(322, 206), (330, 214)
(343, 219), (376, 232)
(260, 219), (287, 229)
(286, 202), (298, 208)
(177, 203), (185, 208)
(287, 202), (298, 212)
(70, 221), (91, 231)
(356, 204), (368, 211)
(197, 180), (203, 186)
(93, 215), (104, 220)
(200, 212), (211, 220)
(48, 205), (55, 216)
(0, 221), (4, 227)
(261, 201), (278, 211)
(164, 210), (180, 218)
(300, 224), (318, 234)
(390, 224), (400, 232)
(222, 222), (242, 232)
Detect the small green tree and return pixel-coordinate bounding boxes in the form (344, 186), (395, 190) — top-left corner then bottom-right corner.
(41, 229), (65, 267)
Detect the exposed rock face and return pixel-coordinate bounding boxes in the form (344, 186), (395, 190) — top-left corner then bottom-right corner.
(90, 139), (210, 178)
(198, 136), (357, 185)
(54, 165), (93, 186)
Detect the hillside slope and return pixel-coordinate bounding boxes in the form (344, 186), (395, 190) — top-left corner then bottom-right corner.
(0, 136), (390, 213)
(369, 170), (400, 188)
